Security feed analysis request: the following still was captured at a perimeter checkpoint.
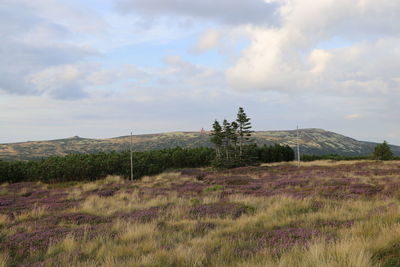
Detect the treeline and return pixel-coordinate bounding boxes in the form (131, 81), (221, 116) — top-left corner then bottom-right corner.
(0, 147), (213, 184)
(0, 144), (295, 184)
(300, 154), (369, 162)
(254, 144), (295, 163)
(301, 154), (400, 162)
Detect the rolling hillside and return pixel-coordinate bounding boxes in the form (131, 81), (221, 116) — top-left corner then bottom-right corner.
(1, 128), (399, 161)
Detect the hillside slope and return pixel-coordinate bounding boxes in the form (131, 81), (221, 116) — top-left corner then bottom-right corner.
(1, 129), (399, 160)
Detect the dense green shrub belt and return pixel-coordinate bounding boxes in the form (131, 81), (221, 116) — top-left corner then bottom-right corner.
(0, 144), (295, 183)
(0, 147), (214, 183)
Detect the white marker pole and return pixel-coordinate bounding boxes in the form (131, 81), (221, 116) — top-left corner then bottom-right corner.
(297, 126), (300, 168)
(130, 132), (133, 181)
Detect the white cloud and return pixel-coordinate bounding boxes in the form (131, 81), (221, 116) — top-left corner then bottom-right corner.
(345, 114), (362, 120)
(193, 29), (221, 53)
(87, 65), (149, 86)
(26, 64), (86, 99)
(226, 0), (400, 95)
(309, 49), (333, 75)
(160, 55), (225, 91)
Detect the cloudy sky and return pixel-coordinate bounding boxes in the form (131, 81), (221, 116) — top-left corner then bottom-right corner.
(1, 0), (400, 144)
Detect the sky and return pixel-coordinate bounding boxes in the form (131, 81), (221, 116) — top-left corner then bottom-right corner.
(1, 0), (400, 144)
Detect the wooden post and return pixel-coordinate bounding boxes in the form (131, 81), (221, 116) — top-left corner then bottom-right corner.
(130, 132), (133, 181)
(297, 126), (300, 168)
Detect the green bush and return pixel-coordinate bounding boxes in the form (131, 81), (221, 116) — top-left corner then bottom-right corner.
(0, 147), (214, 184)
(204, 185), (225, 192)
(373, 141), (394, 161)
(300, 154), (370, 162)
(0, 144), (297, 184)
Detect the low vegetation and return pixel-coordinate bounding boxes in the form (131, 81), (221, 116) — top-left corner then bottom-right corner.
(373, 141), (394, 161)
(0, 147), (213, 184)
(302, 141), (398, 162)
(0, 144), (294, 184)
(1, 160), (400, 266)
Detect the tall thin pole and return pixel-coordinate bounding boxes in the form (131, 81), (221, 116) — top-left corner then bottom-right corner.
(297, 126), (300, 168)
(130, 132), (133, 181)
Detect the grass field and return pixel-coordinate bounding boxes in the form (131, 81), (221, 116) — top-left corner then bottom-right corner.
(1, 160), (400, 266)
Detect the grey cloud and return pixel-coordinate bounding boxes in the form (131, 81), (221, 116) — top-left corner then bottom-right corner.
(159, 56), (225, 90)
(49, 84), (88, 100)
(0, 2), (99, 99)
(0, 40), (97, 97)
(115, 0), (281, 26)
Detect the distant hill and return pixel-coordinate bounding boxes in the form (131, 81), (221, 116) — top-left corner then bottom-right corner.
(1, 128), (399, 161)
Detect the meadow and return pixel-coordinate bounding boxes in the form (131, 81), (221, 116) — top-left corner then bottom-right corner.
(1, 160), (400, 266)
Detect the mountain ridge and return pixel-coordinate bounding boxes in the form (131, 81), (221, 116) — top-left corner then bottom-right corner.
(1, 128), (399, 161)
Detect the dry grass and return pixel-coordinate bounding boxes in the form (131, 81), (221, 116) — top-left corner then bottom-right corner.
(73, 190), (185, 216)
(0, 214), (9, 227)
(139, 172), (195, 188)
(16, 205), (47, 222)
(3, 161), (400, 266)
(0, 252), (8, 267)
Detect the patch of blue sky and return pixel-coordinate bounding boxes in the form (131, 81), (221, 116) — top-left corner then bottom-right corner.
(104, 43), (166, 68)
(102, 33), (226, 69)
(67, 0), (112, 14)
(316, 36), (353, 50)
(186, 50), (225, 69)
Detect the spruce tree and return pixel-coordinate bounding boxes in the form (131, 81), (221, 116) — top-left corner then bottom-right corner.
(210, 107), (255, 168)
(210, 120), (223, 161)
(222, 119), (233, 161)
(230, 121), (239, 159)
(373, 141), (393, 160)
(236, 107), (253, 158)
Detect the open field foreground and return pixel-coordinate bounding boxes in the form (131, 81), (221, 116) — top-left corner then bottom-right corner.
(2, 161), (400, 266)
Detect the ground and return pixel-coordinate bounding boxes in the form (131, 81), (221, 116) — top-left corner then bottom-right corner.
(1, 160), (400, 266)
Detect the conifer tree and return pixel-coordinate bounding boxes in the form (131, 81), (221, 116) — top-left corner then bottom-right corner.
(222, 119), (233, 161)
(210, 107), (257, 168)
(373, 141), (393, 160)
(230, 121), (239, 159)
(236, 107), (253, 158)
(210, 120), (223, 161)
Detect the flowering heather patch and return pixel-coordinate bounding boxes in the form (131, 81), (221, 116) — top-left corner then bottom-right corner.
(322, 178), (359, 186)
(4, 182), (42, 194)
(40, 212), (110, 225)
(0, 188), (76, 217)
(3, 224), (109, 261)
(221, 165), (271, 175)
(189, 202), (254, 219)
(180, 169), (211, 180)
(204, 175), (255, 186)
(314, 219), (354, 228)
(172, 181), (208, 195)
(92, 187), (119, 197)
(258, 227), (325, 255)
(194, 222), (216, 235)
(231, 226), (326, 257)
(380, 182), (400, 197)
(113, 207), (160, 223)
(4, 226), (74, 256)
(272, 178), (309, 189)
(3, 161), (400, 266)
(367, 203), (398, 217)
(348, 183), (383, 196)
(146, 181), (207, 197)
